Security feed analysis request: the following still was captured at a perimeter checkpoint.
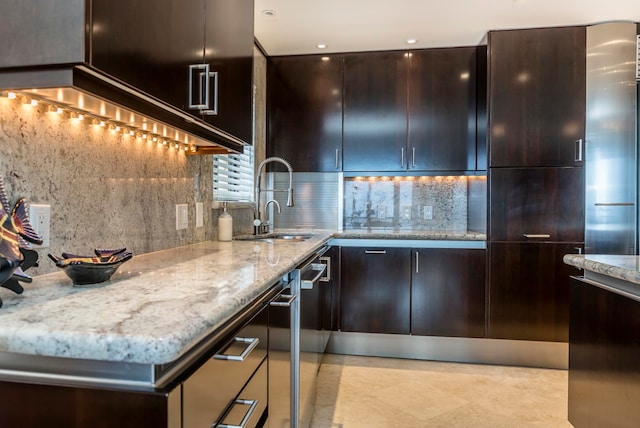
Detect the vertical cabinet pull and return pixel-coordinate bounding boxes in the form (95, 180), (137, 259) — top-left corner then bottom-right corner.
(415, 251), (419, 274)
(412, 147), (416, 168)
(575, 138), (583, 162)
(335, 149), (339, 169)
(188, 65), (218, 115)
(401, 147), (405, 168)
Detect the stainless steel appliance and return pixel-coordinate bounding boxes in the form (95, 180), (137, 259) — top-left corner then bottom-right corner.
(268, 248), (327, 428)
(585, 22), (639, 254)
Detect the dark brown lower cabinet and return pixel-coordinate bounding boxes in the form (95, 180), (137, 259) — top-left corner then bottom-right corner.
(569, 276), (640, 427)
(0, 382), (174, 428)
(488, 242), (582, 342)
(411, 248), (486, 337)
(340, 247), (411, 334)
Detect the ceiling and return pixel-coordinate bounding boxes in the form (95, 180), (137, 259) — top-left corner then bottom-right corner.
(254, 0), (640, 56)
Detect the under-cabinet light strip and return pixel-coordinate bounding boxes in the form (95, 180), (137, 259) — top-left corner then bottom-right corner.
(0, 90), (194, 153)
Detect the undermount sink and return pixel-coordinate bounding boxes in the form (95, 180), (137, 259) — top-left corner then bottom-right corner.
(235, 233), (314, 243)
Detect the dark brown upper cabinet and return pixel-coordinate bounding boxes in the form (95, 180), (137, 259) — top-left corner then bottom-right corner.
(342, 48), (480, 172)
(488, 26), (586, 167)
(408, 47), (478, 171)
(489, 167), (584, 242)
(91, 0), (254, 145)
(343, 51), (409, 172)
(267, 55), (344, 171)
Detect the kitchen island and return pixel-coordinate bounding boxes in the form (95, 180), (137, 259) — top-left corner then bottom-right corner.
(563, 254), (640, 428)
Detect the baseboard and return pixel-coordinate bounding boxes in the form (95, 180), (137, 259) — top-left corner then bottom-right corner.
(326, 332), (568, 369)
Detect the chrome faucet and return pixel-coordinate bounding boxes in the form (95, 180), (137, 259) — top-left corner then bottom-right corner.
(254, 157), (294, 235)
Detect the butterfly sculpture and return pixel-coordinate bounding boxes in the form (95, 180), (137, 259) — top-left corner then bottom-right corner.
(0, 177), (43, 308)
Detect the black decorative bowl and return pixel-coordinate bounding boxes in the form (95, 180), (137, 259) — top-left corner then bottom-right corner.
(48, 248), (133, 285)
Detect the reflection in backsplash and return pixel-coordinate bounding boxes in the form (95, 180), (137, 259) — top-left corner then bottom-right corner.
(344, 176), (485, 232)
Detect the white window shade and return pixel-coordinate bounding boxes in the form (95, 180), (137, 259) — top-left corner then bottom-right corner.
(213, 144), (254, 202)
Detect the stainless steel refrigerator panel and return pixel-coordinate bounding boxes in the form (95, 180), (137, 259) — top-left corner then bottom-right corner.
(585, 22), (638, 254)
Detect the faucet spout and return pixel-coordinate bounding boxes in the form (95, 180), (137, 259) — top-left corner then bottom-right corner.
(254, 157), (295, 235)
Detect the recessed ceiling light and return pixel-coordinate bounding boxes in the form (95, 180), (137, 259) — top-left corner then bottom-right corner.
(317, 44), (327, 49)
(406, 38), (418, 44)
(261, 9), (276, 17)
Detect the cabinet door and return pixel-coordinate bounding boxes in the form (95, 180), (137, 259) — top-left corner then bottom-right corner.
(490, 167), (584, 242)
(267, 55), (343, 171)
(201, 0), (255, 144)
(91, 0), (203, 114)
(343, 52), (409, 172)
(489, 26), (586, 167)
(340, 247), (411, 334)
(489, 242), (582, 342)
(411, 248), (486, 338)
(569, 277), (640, 427)
(408, 47), (477, 171)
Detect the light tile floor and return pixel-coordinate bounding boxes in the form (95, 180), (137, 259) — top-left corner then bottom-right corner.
(310, 354), (573, 428)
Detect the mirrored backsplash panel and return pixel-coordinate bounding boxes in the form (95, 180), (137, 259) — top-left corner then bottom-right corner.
(344, 175), (486, 232)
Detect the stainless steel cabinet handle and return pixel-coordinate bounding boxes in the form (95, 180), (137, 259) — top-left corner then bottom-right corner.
(594, 202), (635, 206)
(335, 149), (339, 169)
(188, 64), (210, 109)
(522, 234), (551, 239)
(320, 256), (331, 282)
(415, 251), (419, 274)
(364, 250), (387, 254)
(574, 247), (583, 255)
(213, 337), (259, 362)
(412, 147), (416, 168)
(217, 399), (259, 428)
(575, 138), (583, 162)
(401, 147), (405, 168)
(301, 263), (327, 289)
(201, 71), (219, 116)
(270, 294), (297, 307)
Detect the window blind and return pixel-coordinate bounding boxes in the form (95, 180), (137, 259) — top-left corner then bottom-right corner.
(213, 144), (254, 202)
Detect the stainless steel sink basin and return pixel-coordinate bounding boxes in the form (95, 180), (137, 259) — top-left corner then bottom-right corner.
(234, 233), (314, 242)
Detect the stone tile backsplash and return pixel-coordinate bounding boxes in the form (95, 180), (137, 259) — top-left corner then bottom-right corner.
(344, 176), (482, 231)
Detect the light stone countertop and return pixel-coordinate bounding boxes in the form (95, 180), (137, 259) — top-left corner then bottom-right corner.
(564, 254), (640, 286)
(335, 229), (486, 240)
(0, 228), (484, 366)
(0, 232), (333, 365)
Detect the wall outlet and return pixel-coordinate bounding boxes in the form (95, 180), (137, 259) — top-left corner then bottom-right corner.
(402, 205), (412, 220)
(176, 204), (188, 230)
(424, 205), (433, 220)
(377, 204), (386, 219)
(195, 202), (204, 228)
(29, 204), (50, 247)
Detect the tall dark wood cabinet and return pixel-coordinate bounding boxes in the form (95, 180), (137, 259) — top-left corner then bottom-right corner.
(487, 26), (586, 343)
(340, 247), (411, 334)
(411, 248), (486, 338)
(488, 26), (586, 167)
(342, 51), (409, 172)
(267, 54), (344, 171)
(408, 47), (477, 171)
(91, 0), (254, 144)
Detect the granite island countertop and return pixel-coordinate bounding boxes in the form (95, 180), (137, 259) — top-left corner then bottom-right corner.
(564, 254), (640, 287)
(335, 229), (486, 241)
(0, 232), (333, 366)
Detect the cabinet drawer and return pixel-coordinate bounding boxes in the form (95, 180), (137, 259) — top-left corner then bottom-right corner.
(218, 360), (267, 428)
(183, 309), (267, 427)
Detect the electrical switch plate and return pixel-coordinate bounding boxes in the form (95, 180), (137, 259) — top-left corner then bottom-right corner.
(176, 204), (188, 230)
(29, 204), (50, 247)
(377, 205), (386, 219)
(195, 202), (204, 228)
(424, 205), (433, 220)
(402, 205), (412, 220)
